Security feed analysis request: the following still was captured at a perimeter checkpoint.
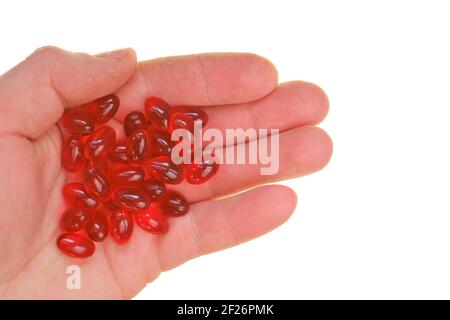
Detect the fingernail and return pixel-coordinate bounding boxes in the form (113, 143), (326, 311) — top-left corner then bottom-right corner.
(95, 48), (131, 59)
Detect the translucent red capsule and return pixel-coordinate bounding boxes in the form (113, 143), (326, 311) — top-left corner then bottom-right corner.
(149, 129), (173, 156)
(88, 94), (120, 124)
(135, 207), (169, 234)
(141, 178), (166, 201)
(63, 183), (99, 210)
(172, 105), (208, 127)
(110, 208), (133, 245)
(108, 143), (129, 164)
(148, 156), (184, 184)
(61, 136), (86, 172)
(126, 129), (151, 164)
(145, 97), (171, 131)
(60, 107), (95, 136)
(169, 112), (195, 135)
(112, 166), (146, 186)
(85, 211), (109, 242)
(57, 233), (95, 258)
(124, 111), (148, 136)
(84, 126), (116, 160)
(158, 190), (189, 217)
(84, 166), (111, 201)
(60, 208), (91, 232)
(185, 160), (219, 184)
(112, 187), (150, 211)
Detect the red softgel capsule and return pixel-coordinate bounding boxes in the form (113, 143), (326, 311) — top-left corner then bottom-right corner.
(88, 94), (120, 124)
(169, 112), (195, 135)
(141, 178), (166, 201)
(84, 126), (116, 160)
(126, 129), (151, 164)
(60, 208), (91, 232)
(112, 166), (146, 186)
(108, 143), (129, 164)
(185, 160), (219, 184)
(60, 107), (95, 136)
(63, 183), (99, 210)
(110, 208), (133, 245)
(148, 156), (184, 184)
(124, 111), (148, 136)
(171, 105), (208, 127)
(57, 233), (95, 258)
(61, 136), (86, 172)
(135, 207), (169, 234)
(149, 129), (173, 156)
(84, 166), (111, 201)
(85, 211), (109, 242)
(145, 97), (171, 131)
(157, 190), (189, 217)
(112, 187), (150, 211)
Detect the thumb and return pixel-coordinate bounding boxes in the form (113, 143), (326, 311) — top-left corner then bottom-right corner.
(0, 46), (137, 138)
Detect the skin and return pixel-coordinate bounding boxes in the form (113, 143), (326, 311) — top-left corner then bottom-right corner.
(0, 47), (332, 299)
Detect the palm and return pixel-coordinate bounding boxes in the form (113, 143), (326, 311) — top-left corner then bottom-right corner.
(0, 48), (331, 299)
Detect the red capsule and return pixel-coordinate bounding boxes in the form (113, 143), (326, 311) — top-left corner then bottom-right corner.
(145, 97), (171, 131)
(158, 190), (189, 217)
(141, 178), (166, 201)
(88, 94), (120, 124)
(112, 187), (150, 211)
(135, 207), (169, 234)
(108, 144), (129, 164)
(149, 129), (173, 156)
(172, 105), (208, 127)
(61, 136), (86, 172)
(185, 160), (219, 184)
(63, 183), (99, 210)
(126, 129), (151, 164)
(60, 208), (91, 232)
(57, 233), (95, 258)
(124, 111), (148, 136)
(84, 126), (116, 160)
(110, 209), (133, 245)
(112, 166), (146, 186)
(84, 166), (111, 201)
(148, 156), (184, 184)
(60, 107), (95, 136)
(169, 112), (195, 135)
(85, 211), (109, 242)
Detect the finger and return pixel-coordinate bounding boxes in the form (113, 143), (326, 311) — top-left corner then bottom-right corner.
(157, 184), (297, 271)
(203, 81), (329, 143)
(116, 53), (278, 119)
(171, 126), (333, 203)
(0, 46), (137, 138)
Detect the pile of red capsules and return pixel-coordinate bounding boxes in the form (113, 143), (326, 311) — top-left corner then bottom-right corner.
(57, 94), (218, 258)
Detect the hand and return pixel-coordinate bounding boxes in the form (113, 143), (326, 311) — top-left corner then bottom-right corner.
(0, 47), (332, 299)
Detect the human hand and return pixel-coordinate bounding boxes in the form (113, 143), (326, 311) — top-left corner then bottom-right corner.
(0, 47), (332, 299)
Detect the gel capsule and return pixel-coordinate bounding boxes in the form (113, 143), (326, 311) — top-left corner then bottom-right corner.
(126, 129), (151, 164)
(158, 190), (189, 217)
(60, 208), (91, 232)
(145, 97), (171, 131)
(112, 166), (146, 186)
(84, 166), (111, 201)
(172, 105), (208, 127)
(169, 112), (194, 135)
(148, 156), (184, 184)
(141, 178), (166, 201)
(61, 136), (86, 172)
(84, 126), (116, 160)
(63, 183), (99, 210)
(85, 211), (109, 242)
(60, 107), (95, 136)
(135, 207), (169, 234)
(108, 144), (129, 164)
(57, 233), (95, 258)
(112, 187), (150, 211)
(149, 129), (172, 156)
(110, 208), (133, 245)
(185, 160), (219, 184)
(88, 94), (120, 124)
(124, 111), (148, 136)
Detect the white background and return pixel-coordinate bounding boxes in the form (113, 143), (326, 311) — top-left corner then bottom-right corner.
(1, 0), (450, 299)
